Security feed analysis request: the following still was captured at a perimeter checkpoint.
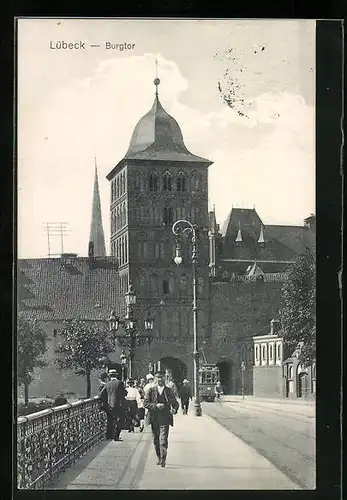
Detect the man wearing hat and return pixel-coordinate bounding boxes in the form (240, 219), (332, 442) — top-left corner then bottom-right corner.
(179, 379), (192, 415)
(143, 370), (179, 467)
(99, 368), (127, 441)
(144, 373), (155, 394)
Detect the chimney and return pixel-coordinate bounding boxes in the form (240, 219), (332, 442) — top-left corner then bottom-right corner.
(88, 241), (95, 269)
(270, 319), (280, 335)
(61, 253), (77, 267)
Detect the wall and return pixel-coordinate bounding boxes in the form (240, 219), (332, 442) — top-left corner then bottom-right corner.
(17, 321), (103, 401)
(208, 280), (284, 393)
(253, 365), (283, 397)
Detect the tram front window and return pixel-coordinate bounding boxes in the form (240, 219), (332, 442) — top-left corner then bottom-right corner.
(202, 372), (213, 384)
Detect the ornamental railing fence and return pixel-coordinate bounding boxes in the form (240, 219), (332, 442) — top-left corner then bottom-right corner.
(16, 396), (106, 490)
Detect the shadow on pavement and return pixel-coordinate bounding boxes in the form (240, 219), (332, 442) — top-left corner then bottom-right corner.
(50, 439), (111, 489)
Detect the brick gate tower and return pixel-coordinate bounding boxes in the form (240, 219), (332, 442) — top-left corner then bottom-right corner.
(106, 77), (213, 380)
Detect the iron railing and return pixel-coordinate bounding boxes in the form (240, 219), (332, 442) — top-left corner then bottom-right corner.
(16, 396), (106, 489)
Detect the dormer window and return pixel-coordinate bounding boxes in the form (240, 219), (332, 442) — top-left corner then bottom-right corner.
(176, 172), (186, 192)
(163, 172), (172, 191)
(149, 172), (158, 192)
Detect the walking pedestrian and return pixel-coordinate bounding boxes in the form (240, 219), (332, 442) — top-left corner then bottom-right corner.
(214, 380), (223, 402)
(179, 379), (192, 415)
(143, 370), (179, 468)
(143, 373), (155, 427)
(165, 372), (179, 399)
(98, 372), (113, 439)
(144, 373), (155, 394)
(137, 379), (146, 432)
(125, 379), (142, 432)
(99, 369), (127, 441)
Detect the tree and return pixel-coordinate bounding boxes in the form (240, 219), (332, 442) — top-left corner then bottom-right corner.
(17, 314), (48, 405)
(279, 246), (316, 367)
(55, 319), (114, 398)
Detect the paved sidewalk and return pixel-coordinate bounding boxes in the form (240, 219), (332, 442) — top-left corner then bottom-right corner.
(223, 395), (315, 406)
(52, 408), (301, 490)
(137, 410), (301, 490)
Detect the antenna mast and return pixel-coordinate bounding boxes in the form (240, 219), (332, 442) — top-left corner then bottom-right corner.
(42, 222), (71, 257)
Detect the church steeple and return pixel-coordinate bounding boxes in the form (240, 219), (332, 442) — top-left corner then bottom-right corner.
(89, 158), (106, 257)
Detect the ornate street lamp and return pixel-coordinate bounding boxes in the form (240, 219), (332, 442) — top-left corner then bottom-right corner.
(120, 350), (127, 381)
(172, 219), (202, 417)
(108, 283), (154, 379)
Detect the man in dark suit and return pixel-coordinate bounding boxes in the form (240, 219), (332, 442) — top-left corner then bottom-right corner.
(99, 369), (127, 441)
(143, 370), (179, 467)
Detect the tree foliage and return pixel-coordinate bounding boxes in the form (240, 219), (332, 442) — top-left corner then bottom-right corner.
(17, 314), (48, 403)
(55, 319), (114, 397)
(280, 246), (316, 367)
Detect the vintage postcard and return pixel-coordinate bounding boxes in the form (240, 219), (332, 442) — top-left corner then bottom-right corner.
(17, 18), (318, 491)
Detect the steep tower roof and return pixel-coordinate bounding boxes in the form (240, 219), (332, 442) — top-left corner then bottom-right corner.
(89, 161), (106, 257)
(124, 78), (211, 164)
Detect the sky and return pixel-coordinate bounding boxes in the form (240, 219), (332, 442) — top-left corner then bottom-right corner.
(17, 19), (316, 258)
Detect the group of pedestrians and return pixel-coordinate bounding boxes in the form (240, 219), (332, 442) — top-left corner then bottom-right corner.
(98, 369), (193, 467)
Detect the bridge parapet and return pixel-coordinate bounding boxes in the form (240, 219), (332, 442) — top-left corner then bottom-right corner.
(17, 396), (106, 489)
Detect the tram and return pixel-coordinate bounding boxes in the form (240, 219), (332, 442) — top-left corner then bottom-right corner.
(199, 364), (220, 402)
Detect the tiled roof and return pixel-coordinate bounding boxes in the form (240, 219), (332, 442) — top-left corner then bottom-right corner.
(219, 260), (292, 275)
(220, 208), (315, 262)
(17, 257), (121, 321)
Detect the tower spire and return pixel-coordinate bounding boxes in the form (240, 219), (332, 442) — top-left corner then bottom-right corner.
(154, 56), (160, 97)
(89, 158), (106, 257)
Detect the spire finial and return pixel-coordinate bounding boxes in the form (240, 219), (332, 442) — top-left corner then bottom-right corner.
(154, 56), (160, 96)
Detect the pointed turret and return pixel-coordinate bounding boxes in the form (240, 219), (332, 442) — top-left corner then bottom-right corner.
(89, 159), (106, 257)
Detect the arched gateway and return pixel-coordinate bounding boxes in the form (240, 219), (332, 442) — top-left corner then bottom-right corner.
(158, 357), (187, 389)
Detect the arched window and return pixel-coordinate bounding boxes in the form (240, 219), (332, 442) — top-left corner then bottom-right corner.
(135, 171), (145, 192)
(120, 172), (124, 195)
(176, 172), (186, 192)
(191, 205), (199, 223)
(171, 310), (179, 337)
(115, 206), (119, 232)
(191, 172), (200, 193)
(169, 275), (175, 294)
(140, 206), (145, 224)
(123, 170), (127, 194)
(162, 279), (169, 295)
(179, 274), (188, 294)
(149, 172), (158, 192)
(159, 241), (165, 259)
(176, 206), (186, 220)
(149, 206), (156, 225)
(124, 234), (128, 263)
(163, 207), (173, 225)
(181, 309), (190, 336)
(137, 241), (142, 259)
(155, 241), (160, 259)
(197, 277), (204, 295)
(163, 172), (172, 191)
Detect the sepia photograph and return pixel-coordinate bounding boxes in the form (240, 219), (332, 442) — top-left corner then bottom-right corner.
(16, 18), (317, 490)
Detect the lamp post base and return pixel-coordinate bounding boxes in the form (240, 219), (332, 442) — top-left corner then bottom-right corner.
(193, 398), (202, 416)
